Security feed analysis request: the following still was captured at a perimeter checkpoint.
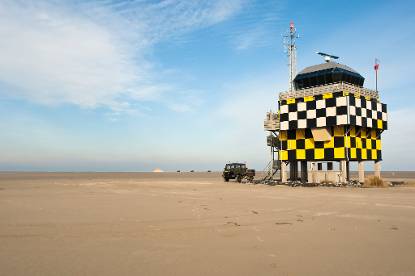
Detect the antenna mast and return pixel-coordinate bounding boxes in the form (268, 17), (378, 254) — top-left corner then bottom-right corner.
(284, 21), (298, 92)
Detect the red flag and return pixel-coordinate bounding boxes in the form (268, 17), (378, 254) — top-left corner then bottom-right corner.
(290, 21), (294, 31)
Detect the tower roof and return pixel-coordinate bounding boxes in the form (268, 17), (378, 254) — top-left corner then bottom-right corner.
(297, 62), (359, 75)
(294, 61), (364, 90)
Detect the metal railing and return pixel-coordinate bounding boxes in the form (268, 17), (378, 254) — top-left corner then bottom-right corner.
(279, 82), (379, 101)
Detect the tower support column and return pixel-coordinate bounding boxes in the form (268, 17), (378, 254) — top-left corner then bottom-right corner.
(281, 162), (288, 183)
(358, 161), (365, 183)
(289, 161), (298, 181)
(309, 162), (316, 183)
(374, 161), (381, 178)
(346, 161), (350, 182)
(301, 161), (308, 183)
(340, 160), (347, 183)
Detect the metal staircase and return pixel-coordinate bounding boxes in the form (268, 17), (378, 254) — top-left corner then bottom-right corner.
(261, 111), (281, 183)
(262, 160), (280, 181)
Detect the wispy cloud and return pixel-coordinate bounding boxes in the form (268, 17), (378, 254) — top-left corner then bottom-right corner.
(0, 0), (243, 111)
(227, 1), (281, 50)
(233, 26), (269, 50)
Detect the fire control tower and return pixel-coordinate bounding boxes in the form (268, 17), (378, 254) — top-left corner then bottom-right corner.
(264, 22), (388, 184)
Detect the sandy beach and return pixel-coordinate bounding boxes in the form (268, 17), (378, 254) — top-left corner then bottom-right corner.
(1, 172), (415, 275)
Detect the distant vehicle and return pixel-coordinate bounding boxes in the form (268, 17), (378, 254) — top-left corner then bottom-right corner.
(222, 163), (255, 183)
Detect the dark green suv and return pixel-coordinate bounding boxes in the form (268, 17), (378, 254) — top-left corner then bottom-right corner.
(222, 163), (255, 183)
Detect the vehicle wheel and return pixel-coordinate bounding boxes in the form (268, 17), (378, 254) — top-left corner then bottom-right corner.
(237, 176), (242, 183)
(224, 178), (229, 182)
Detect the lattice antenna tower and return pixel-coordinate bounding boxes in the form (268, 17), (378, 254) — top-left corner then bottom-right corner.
(283, 21), (299, 92)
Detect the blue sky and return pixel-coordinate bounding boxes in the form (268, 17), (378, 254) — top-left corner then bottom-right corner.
(0, 0), (414, 171)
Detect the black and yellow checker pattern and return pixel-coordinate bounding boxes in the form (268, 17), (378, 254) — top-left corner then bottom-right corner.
(346, 126), (382, 161)
(279, 91), (388, 131)
(279, 126), (382, 161)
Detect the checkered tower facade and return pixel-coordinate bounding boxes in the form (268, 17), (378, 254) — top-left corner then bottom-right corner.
(278, 91), (387, 162)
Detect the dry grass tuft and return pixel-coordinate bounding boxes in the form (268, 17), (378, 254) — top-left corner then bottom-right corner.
(362, 176), (387, 188)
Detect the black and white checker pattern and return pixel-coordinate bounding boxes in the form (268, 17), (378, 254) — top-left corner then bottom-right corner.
(348, 96), (388, 129)
(280, 96), (348, 130)
(279, 96), (388, 131)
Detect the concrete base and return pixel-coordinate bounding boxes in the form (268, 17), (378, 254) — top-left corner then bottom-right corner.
(280, 160), (376, 184)
(308, 170), (343, 184)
